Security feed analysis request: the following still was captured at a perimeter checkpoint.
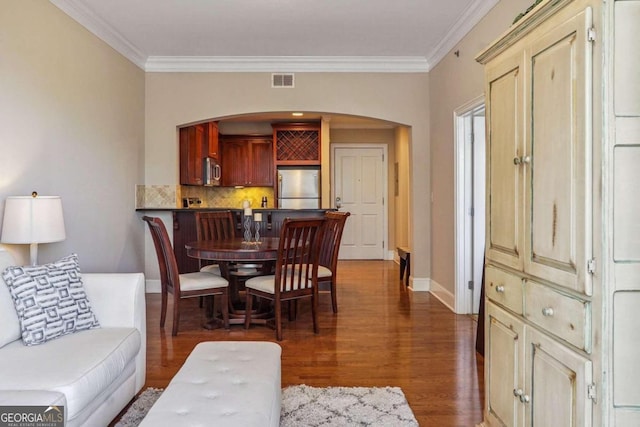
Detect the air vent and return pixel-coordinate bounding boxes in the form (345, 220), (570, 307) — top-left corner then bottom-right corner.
(272, 73), (295, 88)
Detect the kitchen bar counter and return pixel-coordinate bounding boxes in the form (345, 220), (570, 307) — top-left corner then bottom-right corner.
(135, 207), (327, 212)
(149, 207), (331, 273)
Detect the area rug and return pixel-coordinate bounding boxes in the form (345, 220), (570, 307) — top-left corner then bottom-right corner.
(115, 385), (418, 427)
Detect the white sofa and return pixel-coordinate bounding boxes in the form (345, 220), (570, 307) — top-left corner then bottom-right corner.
(0, 249), (146, 427)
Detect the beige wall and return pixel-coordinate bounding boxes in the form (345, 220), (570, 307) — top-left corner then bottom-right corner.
(428, 0), (534, 298)
(145, 72), (431, 284)
(0, 0), (145, 271)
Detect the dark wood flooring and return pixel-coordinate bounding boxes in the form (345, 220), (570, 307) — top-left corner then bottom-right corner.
(133, 260), (484, 426)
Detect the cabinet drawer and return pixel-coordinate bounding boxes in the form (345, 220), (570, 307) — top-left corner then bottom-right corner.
(525, 280), (590, 352)
(485, 266), (523, 315)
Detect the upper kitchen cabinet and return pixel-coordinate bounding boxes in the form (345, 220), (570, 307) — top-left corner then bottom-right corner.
(220, 135), (274, 186)
(204, 121), (219, 159)
(273, 123), (321, 165)
(179, 121), (220, 186)
(179, 124), (204, 185)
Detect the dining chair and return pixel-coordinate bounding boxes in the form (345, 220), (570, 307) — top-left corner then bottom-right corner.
(194, 211), (237, 275)
(317, 211), (350, 313)
(194, 210), (262, 300)
(143, 216), (229, 335)
(244, 217), (325, 341)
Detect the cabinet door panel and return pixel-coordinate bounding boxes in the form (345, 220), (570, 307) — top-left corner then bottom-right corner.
(525, 328), (592, 427)
(221, 139), (249, 186)
(525, 10), (592, 295)
(485, 51), (525, 271)
(179, 125), (204, 185)
(486, 303), (525, 427)
(250, 139), (274, 186)
(614, 1), (640, 116)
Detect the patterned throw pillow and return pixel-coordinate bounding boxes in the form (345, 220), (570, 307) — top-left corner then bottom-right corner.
(1, 254), (100, 346)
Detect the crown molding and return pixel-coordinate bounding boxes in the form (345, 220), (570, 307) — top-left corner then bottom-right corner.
(51, 0), (496, 73)
(50, 0), (147, 69)
(144, 56), (430, 73)
(426, 0), (500, 69)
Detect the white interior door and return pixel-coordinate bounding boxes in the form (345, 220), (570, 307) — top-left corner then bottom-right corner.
(455, 99), (486, 314)
(332, 145), (386, 259)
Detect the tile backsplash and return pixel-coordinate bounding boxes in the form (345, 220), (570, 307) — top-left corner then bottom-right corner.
(136, 185), (275, 209)
(135, 185), (177, 209)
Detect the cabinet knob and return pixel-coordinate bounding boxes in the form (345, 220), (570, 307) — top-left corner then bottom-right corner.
(495, 285), (505, 293)
(513, 157), (522, 165)
(542, 307), (554, 317)
(513, 388), (523, 397)
(520, 394), (530, 403)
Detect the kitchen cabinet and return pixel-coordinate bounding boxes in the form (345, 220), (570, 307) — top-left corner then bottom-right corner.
(179, 125), (204, 185)
(204, 122), (219, 159)
(220, 136), (274, 186)
(475, 0), (640, 425)
(273, 123), (321, 165)
(179, 122), (220, 185)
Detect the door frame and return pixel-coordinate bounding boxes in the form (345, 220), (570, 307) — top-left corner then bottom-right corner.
(454, 96), (486, 314)
(330, 143), (390, 260)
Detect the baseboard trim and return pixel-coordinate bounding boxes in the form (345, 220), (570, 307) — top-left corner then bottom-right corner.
(409, 277), (430, 292)
(429, 279), (456, 312)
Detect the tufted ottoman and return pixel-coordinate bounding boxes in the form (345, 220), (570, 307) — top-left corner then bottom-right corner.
(138, 341), (281, 427)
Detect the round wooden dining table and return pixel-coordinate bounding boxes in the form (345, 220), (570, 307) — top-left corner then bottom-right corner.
(185, 237), (280, 326)
(185, 237), (280, 266)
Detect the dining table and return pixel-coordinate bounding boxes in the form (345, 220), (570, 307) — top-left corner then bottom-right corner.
(185, 237), (280, 326)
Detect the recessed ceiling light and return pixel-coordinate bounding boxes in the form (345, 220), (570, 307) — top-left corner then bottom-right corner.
(292, 112), (304, 117)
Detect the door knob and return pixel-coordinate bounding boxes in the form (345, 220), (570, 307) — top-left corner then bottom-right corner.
(335, 196), (342, 209)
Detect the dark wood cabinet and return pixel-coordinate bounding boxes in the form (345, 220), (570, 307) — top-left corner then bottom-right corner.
(179, 122), (220, 186)
(272, 123), (321, 166)
(220, 135), (274, 186)
(179, 125), (204, 185)
(204, 122), (219, 159)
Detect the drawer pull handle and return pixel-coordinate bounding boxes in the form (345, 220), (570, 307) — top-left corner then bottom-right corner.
(495, 285), (505, 293)
(542, 307), (554, 317)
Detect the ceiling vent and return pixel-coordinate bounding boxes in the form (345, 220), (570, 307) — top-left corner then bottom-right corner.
(272, 73), (295, 88)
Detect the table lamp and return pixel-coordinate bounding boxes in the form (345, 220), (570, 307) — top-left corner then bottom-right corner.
(1, 192), (66, 266)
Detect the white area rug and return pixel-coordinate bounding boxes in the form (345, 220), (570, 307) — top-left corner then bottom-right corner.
(115, 385), (418, 427)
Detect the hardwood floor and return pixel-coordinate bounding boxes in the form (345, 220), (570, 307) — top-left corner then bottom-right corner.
(142, 260), (485, 426)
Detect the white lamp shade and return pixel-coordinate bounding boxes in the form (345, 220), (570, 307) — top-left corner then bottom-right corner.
(1, 196), (66, 244)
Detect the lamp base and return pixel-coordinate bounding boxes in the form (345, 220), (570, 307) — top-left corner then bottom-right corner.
(29, 243), (39, 266)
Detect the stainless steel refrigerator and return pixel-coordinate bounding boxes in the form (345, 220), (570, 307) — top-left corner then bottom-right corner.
(277, 167), (321, 209)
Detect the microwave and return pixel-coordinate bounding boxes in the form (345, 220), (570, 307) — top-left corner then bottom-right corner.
(203, 157), (221, 186)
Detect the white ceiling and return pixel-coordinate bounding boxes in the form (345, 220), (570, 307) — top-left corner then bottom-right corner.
(50, 0), (499, 72)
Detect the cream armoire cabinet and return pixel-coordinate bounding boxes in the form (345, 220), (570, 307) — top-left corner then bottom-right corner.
(476, 0), (640, 425)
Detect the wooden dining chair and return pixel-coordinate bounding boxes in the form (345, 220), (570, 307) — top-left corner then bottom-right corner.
(317, 211), (350, 313)
(143, 216), (229, 335)
(194, 211), (237, 275)
(244, 217), (325, 341)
